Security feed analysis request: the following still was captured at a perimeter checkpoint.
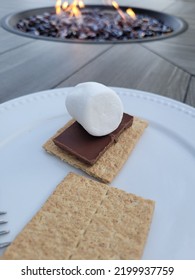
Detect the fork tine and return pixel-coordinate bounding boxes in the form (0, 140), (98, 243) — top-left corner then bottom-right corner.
(0, 230), (10, 236)
(0, 220), (8, 225)
(0, 242), (11, 249)
(0, 212), (10, 249)
(0, 212), (7, 224)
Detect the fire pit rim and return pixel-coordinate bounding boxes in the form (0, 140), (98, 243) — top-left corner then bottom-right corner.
(1, 5), (188, 44)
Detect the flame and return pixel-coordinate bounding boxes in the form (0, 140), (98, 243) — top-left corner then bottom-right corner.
(56, 0), (85, 17)
(126, 8), (136, 20)
(55, 0), (62, 15)
(62, 1), (69, 9)
(112, 1), (126, 21)
(56, 0), (136, 22)
(112, 1), (119, 10)
(78, 0), (85, 8)
(70, 5), (81, 17)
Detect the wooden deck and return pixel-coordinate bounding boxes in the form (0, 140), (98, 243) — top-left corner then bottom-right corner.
(0, 0), (195, 107)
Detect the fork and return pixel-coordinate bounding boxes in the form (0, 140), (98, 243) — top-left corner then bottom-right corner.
(0, 211), (10, 249)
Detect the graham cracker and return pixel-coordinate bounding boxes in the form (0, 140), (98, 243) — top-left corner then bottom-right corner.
(43, 117), (148, 183)
(2, 172), (155, 260)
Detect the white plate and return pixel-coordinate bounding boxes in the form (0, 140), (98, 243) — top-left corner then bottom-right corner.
(0, 88), (195, 259)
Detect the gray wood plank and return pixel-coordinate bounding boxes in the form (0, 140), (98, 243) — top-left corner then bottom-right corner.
(173, 0), (194, 2)
(166, 1), (195, 19)
(0, 0), (193, 107)
(142, 15), (195, 75)
(0, 0), (53, 10)
(107, 0), (174, 11)
(0, 0), (52, 17)
(142, 0), (195, 75)
(0, 28), (33, 54)
(56, 44), (190, 103)
(0, 41), (112, 103)
(0, 0), (174, 11)
(185, 76), (195, 108)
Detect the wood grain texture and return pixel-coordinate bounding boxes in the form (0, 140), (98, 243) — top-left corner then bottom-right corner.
(56, 44), (190, 102)
(142, 9), (195, 75)
(0, 41), (111, 103)
(106, 0), (174, 10)
(185, 76), (195, 107)
(0, 0), (194, 107)
(166, 1), (195, 19)
(0, 28), (33, 54)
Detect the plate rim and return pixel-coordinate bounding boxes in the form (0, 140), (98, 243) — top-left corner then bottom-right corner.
(1, 87), (195, 119)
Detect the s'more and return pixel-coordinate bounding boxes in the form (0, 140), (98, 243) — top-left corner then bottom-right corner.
(43, 82), (148, 183)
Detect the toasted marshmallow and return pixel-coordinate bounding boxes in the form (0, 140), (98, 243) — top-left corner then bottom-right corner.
(65, 82), (123, 136)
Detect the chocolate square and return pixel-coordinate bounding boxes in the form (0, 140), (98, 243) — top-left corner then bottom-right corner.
(53, 113), (133, 165)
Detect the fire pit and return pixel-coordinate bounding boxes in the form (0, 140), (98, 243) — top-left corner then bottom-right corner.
(1, 1), (187, 43)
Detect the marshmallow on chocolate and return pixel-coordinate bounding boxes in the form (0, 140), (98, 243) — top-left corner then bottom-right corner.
(65, 82), (123, 136)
